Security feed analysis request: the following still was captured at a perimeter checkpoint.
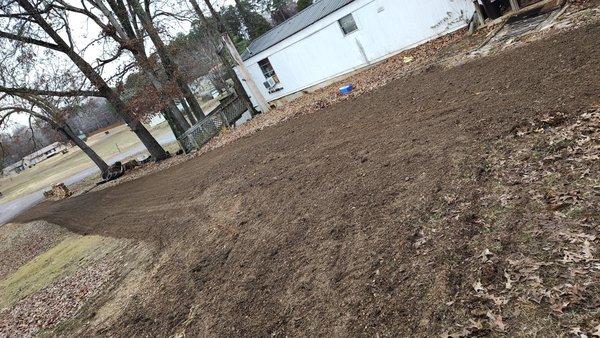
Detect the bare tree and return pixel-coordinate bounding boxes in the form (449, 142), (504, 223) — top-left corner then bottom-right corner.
(126, 0), (206, 121)
(67, 98), (121, 135)
(85, 0), (194, 134)
(0, 94), (109, 173)
(0, 0), (169, 160)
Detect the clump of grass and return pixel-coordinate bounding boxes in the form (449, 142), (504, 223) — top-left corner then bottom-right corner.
(565, 206), (585, 220)
(547, 138), (575, 154)
(542, 172), (562, 187)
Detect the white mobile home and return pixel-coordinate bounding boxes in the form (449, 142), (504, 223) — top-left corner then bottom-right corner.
(2, 160), (24, 176)
(237, 0), (475, 104)
(22, 142), (67, 167)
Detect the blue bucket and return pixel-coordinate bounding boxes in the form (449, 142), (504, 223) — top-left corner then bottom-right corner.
(339, 84), (354, 95)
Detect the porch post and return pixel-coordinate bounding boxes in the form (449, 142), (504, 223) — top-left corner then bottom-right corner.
(509, 0), (520, 11)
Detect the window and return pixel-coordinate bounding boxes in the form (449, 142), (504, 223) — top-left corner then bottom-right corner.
(338, 14), (358, 35)
(258, 58), (276, 79)
(258, 58), (281, 91)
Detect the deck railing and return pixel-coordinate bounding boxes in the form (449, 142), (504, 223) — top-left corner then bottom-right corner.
(178, 94), (247, 151)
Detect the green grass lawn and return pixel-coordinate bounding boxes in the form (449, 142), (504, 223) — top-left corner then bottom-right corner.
(0, 122), (176, 202)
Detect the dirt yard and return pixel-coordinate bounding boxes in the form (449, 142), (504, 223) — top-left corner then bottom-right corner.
(5, 7), (600, 337)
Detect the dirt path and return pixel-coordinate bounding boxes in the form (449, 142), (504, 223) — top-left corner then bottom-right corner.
(16, 22), (600, 336)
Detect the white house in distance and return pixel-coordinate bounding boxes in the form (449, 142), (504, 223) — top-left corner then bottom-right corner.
(1, 142), (67, 177)
(2, 160), (25, 176)
(22, 142), (67, 168)
(236, 0), (475, 105)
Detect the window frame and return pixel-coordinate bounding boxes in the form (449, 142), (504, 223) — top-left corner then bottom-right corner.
(338, 13), (358, 36)
(258, 58), (277, 79)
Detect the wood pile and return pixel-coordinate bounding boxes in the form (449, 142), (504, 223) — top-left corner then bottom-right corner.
(43, 183), (72, 200)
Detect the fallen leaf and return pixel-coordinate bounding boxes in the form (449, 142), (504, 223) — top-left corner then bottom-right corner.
(441, 328), (470, 338)
(486, 311), (506, 332)
(570, 327), (588, 338)
(582, 240), (594, 261)
(550, 301), (569, 314)
(483, 293), (508, 306)
(504, 271), (514, 289)
(473, 281), (485, 293)
(480, 248), (494, 262)
(468, 319), (484, 331)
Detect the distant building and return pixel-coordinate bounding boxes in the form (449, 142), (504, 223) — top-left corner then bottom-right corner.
(2, 160), (24, 176)
(237, 0), (474, 104)
(22, 142), (67, 168)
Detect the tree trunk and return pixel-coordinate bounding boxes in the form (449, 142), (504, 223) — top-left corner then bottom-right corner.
(188, 0), (259, 116)
(161, 108), (193, 153)
(137, 53), (193, 130)
(162, 108), (184, 138)
(17, 0), (169, 161)
(188, 99), (204, 122)
(92, 0), (192, 134)
(31, 111), (109, 173)
(15, 96), (110, 172)
(60, 124), (109, 173)
(127, 0), (206, 120)
(180, 99), (198, 124)
(137, 54), (193, 131)
(166, 101), (191, 129)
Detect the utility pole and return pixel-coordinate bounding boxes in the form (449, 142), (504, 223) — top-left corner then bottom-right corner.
(201, 0), (271, 113)
(509, 0), (520, 12)
(471, 0), (485, 26)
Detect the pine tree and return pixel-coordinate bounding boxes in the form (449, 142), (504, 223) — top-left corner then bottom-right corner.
(296, 0), (313, 12)
(234, 0), (272, 40)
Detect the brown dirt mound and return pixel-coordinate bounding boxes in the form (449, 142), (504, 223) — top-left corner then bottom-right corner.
(16, 21), (600, 336)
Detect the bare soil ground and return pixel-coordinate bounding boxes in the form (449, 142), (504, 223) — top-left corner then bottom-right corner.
(11, 10), (600, 337)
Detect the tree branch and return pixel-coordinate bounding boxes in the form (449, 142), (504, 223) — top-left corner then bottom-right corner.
(53, 0), (126, 45)
(0, 85), (102, 97)
(0, 29), (64, 52)
(0, 109), (18, 128)
(95, 46), (125, 68)
(28, 114), (38, 149)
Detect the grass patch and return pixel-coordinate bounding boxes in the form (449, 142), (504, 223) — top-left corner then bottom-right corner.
(0, 122), (174, 202)
(565, 206), (585, 220)
(542, 172), (562, 186)
(0, 235), (105, 309)
(547, 138), (575, 153)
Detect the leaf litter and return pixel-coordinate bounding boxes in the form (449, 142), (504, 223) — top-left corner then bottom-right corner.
(444, 107), (600, 335)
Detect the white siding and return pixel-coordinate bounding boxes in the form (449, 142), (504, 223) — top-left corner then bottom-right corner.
(238, 0), (474, 105)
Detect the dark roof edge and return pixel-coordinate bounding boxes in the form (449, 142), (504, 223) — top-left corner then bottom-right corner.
(241, 0), (355, 61)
